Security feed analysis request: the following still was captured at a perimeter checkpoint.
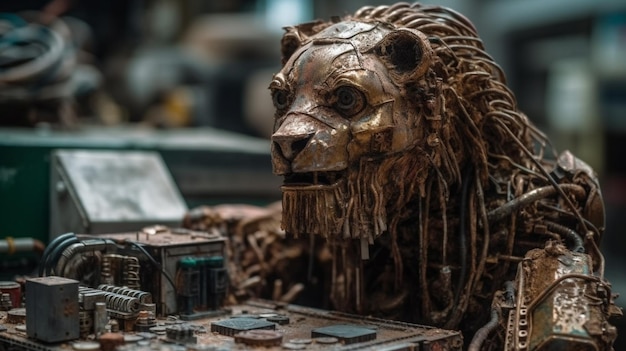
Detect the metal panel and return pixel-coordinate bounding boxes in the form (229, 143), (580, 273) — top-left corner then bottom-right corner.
(50, 150), (188, 236)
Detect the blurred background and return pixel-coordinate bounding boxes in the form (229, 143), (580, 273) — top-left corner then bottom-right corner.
(0, 0), (624, 345)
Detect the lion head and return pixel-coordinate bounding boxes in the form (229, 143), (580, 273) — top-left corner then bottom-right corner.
(270, 3), (534, 246)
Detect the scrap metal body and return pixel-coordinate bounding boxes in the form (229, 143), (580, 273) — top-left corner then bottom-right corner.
(266, 3), (620, 350)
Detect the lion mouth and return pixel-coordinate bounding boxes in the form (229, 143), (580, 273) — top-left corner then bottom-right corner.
(282, 171), (345, 189)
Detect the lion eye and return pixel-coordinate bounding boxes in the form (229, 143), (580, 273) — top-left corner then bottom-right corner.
(334, 86), (366, 117)
(272, 89), (291, 111)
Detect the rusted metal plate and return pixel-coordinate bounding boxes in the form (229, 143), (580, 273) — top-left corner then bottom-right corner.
(0, 299), (462, 351)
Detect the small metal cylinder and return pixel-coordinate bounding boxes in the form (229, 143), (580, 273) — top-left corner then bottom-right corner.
(139, 303), (156, 315)
(0, 281), (21, 309)
(0, 293), (13, 311)
(0, 238), (40, 254)
(98, 332), (124, 351)
(177, 257), (199, 315)
(197, 257), (210, 311)
(108, 319), (119, 333)
(94, 302), (108, 336)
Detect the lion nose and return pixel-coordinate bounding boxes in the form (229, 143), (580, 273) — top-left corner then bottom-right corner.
(272, 132), (313, 161)
(272, 114), (318, 162)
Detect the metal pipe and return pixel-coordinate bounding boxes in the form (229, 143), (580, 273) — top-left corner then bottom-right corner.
(487, 184), (585, 222)
(0, 237), (45, 255)
(94, 302), (107, 337)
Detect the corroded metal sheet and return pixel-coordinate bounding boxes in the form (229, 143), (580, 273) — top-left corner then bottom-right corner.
(0, 299), (462, 351)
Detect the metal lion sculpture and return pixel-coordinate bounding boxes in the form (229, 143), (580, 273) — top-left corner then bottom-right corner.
(267, 2), (620, 350)
(183, 2), (621, 350)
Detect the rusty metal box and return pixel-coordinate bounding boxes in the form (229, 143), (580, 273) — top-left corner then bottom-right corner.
(25, 276), (80, 343)
(50, 150), (188, 236)
(99, 229), (226, 316)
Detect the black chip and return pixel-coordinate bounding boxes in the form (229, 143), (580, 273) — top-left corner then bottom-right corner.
(210, 318), (276, 337)
(312, 324), (377, 345)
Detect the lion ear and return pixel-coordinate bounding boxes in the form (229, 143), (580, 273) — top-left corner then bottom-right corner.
(281, 20), (328, 65)
(374, 28), (433, 83)
(281, 28), (302, 65)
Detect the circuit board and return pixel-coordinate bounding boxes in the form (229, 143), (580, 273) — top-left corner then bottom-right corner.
(1, 299), (462, 351)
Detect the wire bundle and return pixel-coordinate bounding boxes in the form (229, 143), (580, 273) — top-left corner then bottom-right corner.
(0, 13), (100, 124)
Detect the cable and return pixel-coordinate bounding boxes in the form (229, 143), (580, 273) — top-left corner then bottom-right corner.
(503, 281), (515, 305)
(45, 235), (79, 276)
(125, 240), (177, 293)
(0, 13), (67, 100)
(468, 306), (500, 351)
(544, 220), (585, 253)
(0, 12), (101, 126)
(454, 167), (472, 308)
(40, 232), (74, 269)
(487, 184), (585, 222)
(38, 232), (75, 276)
(55, 239), (117, 276)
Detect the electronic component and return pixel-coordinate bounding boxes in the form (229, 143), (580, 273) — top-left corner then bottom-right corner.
(94, 302), (108, 336)
(503, 247), (619, 350)
(211, 317), (276, 336)
(312, 324), (377, 345)
(234, 329), (283, 347)
(98, 332), (125, 351)
(37, 227), (227, 317)
(0, 282), (21, 309)
(25, 276), (80, 343)
(176, 255), (228, 320)
(96, 228), (227, 317)
(6, 308), (25, 324)
(165, 323), (197, 344)
(0, 294), (12, 311)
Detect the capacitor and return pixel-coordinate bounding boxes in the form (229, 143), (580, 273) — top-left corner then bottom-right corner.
(176, 257), (199, 315)
(234, 330), (283, 347)
(135, 310), (157, 332)
(165, 323), (196, 344)
(94, 302), (108, 336)
(196, 256), (210, 311)
(0, 293), (12, 311)
(207, 256), (227, 310)
(98, 332), (124, 351)
(140, 303), (157, 316)
(0, 281), (21, 309)
(6, 308), (26, 324)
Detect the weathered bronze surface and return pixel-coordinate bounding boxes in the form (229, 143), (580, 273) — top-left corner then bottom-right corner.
(187, 3), (621, 350)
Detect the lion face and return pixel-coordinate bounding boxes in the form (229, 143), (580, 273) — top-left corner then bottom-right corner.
(270, 21), (435, 240)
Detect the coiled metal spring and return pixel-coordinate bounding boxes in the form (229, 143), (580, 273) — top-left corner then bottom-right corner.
(100, 254), (116, 285)
(98, 284), (151, 304)
(123, 256), (141, 290)
(80, 285), (142, 313)
(100, 291), (140, 313)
